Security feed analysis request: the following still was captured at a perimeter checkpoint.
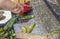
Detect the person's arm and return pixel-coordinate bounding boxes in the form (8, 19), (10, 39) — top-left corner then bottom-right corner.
(0, 0), (4, 7)
(0, 0), (23, 13)
(0, 0), (16, 9)
(0, 0), (29, 14)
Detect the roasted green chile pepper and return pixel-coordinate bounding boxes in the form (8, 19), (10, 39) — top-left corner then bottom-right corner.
(20, 15), (34, 20)
(21, 26), (27, 33)
(3, 15), (19, 31)
(27, 24), (35, 33)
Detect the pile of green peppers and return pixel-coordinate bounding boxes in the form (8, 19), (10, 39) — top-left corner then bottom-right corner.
(0, 14), (34, 39)
(0, 15), (19, 39)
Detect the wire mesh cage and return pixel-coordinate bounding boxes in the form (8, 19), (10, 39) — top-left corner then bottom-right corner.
(30, 0), (60, 39)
